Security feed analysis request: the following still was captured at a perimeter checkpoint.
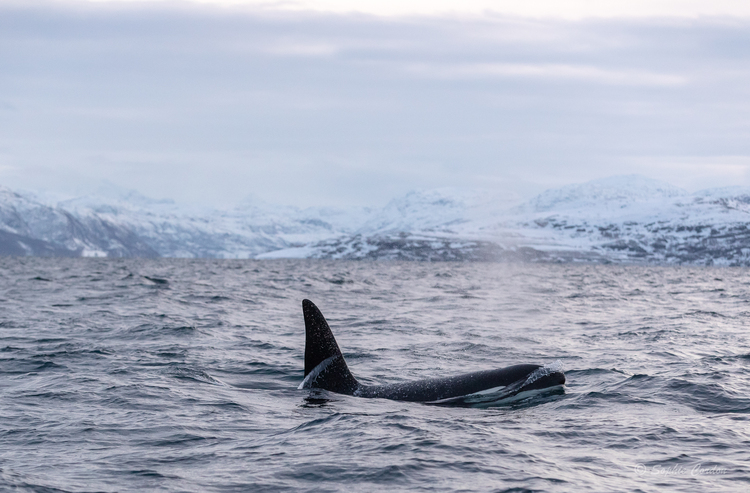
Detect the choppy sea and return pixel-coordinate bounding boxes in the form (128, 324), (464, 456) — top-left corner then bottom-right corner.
(1, 257), (749, 492)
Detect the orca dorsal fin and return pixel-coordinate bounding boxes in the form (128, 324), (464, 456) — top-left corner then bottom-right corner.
(299, 299), (359, 394)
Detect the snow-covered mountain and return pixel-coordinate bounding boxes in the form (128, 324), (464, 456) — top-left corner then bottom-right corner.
(356, 188), (520, 235)
(1, 186), (373, 259)
(2, 176), (750, 265)
(267, 176), (750, 265)
(516, 174), (687, 214)
(506, 177), (750, 265)
(0, 187), (157, 257)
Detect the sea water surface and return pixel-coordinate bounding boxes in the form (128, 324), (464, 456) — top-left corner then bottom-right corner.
(0, 258), (748, 492)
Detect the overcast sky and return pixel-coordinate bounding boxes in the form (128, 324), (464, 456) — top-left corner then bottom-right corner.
(1, 0), (750, 207)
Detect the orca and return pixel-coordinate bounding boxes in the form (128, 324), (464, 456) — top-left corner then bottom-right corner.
(298, 299), (565, 405)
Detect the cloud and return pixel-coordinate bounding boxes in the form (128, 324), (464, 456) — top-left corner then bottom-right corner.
(629, 156), (750, 191)
(403, 62), (687, 86)
(263, 41), (339, 56)
(75, 0), (750, 19)
(0, 2), (749, 207)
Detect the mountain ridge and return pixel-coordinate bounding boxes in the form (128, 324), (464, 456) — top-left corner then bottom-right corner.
(2, 176), (750, 265)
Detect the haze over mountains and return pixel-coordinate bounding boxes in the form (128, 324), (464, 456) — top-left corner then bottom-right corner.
(2, 175), (750, 265)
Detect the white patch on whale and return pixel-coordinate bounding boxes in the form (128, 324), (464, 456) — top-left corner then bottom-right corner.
(297, 355), (339, 390)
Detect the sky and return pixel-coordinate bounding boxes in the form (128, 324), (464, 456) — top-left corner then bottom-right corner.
(1, 0), (750, 207)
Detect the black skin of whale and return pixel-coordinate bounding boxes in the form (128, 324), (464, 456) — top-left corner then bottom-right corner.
(299, 299), (565, 403)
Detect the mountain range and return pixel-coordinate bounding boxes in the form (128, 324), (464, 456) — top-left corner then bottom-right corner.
(2, 175), (750, 265)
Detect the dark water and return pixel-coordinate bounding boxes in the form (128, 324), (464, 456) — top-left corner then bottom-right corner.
(1, 258), (749, 492)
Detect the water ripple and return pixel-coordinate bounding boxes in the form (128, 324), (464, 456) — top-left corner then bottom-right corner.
(0, 258), (749, 492)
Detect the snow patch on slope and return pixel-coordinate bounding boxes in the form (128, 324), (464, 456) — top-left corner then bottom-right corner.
(359, 187), (521, 235)
(516, 175), (687, 214)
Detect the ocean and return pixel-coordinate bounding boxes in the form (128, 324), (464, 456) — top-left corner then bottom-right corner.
(1, 257), (748, 492)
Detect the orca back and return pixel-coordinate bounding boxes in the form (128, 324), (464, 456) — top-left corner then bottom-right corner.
(298, 299), (565, 404)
